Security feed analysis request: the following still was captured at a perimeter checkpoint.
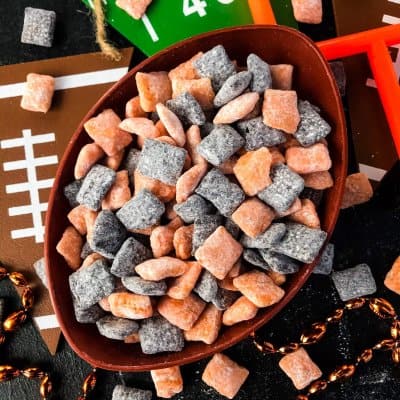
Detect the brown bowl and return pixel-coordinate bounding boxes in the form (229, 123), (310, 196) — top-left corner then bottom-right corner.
(45, 25), (347, 372)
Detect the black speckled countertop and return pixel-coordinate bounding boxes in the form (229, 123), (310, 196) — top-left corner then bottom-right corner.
(1, 1), (399, 399)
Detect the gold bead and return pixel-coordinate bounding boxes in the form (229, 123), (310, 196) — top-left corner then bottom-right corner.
(3, 310), (27, 332)
(0, 267), (8, 280)
(22, 367), (45, 379)
(8, 272), (28, 287)
(82, 370), (97, 394)
(40, 375), (52, 399)
(308, 380), (328, 394)
(278, 342), (300, 354)
(390, 320), (400, 340)
(297, 395), (309, 400)
(369, 298), (396, 319)
(300, 322), (327, 345)
(328, 364), (356, 382)
(357, 349), (373, 363)
(22, 286), (34, 311)
(392, 347), (400, 364)
(0, 334), (6, 346)
(0, 365), (20, 382)
(345, 298), (366, 310)
(326, 308), (344, 323)
(373, 339), (395, 351)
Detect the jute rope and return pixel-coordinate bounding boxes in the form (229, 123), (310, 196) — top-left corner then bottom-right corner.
(93, 0), (122, 61)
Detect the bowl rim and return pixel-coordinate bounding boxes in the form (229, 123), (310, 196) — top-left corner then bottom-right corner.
(45, 23), (347, 371)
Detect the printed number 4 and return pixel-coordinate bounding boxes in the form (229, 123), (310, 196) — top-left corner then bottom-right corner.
(183, 0), (234, 17)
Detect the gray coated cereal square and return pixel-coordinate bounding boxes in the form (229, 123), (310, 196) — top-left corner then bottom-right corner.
(224, 218), (241, 239)
(247, 53), (272, 93)
(193, 45), (236, 91)
(195, 168), (245, 216)
(194, 270), (219, 302)
(313, 243), (334, 275)
(116, 189), (165, 230)
(74, 302), (105, 324)
(122, 148), (141, 184)
(80, 241), (94, 260)
(33, 257), (48, 288)
(121, 276), (167, 296)
(213, 71), (252, 107)
(243, 249), (269, 270)
(166, 92), (206, 126)
(272, 223), (327, 264)
(241, 223), (286, 249)
(192, 214), (224, 254)
(111, 237), (152, 277)
(258, 164), (304, 213)
(76, 164), (116, 211)
(21, 7), (56, 47)
(294, 100), (331, 146)
(63, 179), (82, 208)
(137, 139), (187, 185)
(332, 264), (376, 301)
(139, 316), (184, 354)
(173, 194), (214, 223)
(69, 259), (115, 309)
(90, 211), (127, 258)
(259, 249), (299, 274)
(96, 315), (139, 340)
(112, 385), (152, 400)
(197, 125), (244, 166)
(212, 288), (239, 311)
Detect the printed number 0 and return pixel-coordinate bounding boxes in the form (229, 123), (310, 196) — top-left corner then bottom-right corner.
(183, 0), (207, 17)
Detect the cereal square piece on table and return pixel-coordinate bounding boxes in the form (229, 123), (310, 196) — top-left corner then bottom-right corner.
(212, 288), (239, 310)
(21, 7), (56, 47)
(195, 169), (245, 217)
(158, 294), (206, 330)
(69, 259), (115, 308)
(166, 92), (206, 126)
(279, 347), (322, 390)
(192, 214), (224, 253)
(139, 316), (184, 354)
(56, 226), (83, 270)
(222, 296), (258, 326)
(168, 261), (202, 300)
(33, 257), (47, 288)
(233, 270), (285, 307)
(384, 256), (400, 295)
(108, 292), (153, 319)
(102, 170), (131, 211)
(184, 304), (222, 344)
(151, 367), (183, 398)
(289, 198), (321, 229)
(89, 210), (127, 258)
(303, 170), (334, 190)
(263, 89), (300, 134)
(116, 189), (165, 230)
(64, 179), (82, 208)
(194, 45), (236, 91)
(76, 164), (116, 211)
(84, 109), (132, 156)
(258, 164), (304, 213)
(135, 71), (172, 112)
(172, 78), (215, 110)
(116, 0), (152, 20)
(332, 264), (377, 301)
(213, 71), (252, 107)
(20, 73), (54, 113)
(247, 53), (272, 93)
(329, 61), (346, 97)
(195, 226), (243, 280)
(233, 148), (272, 196)
(232, 198), (275, 238)
(169, 52), (203, 81)
(241, 223), (286, 249)
(96, 315), (139, 341)
(137, 139), (187, 185)
(202, 353), (249, 399)
(313, 243), (334, 275)
(341, 172), (373, 209)
(135, 257), (187, 281)
(243, 248), (270, 270)
(73, 302), (105, 324)
(194, 270), (219, 302)
(197, 125), (244, 166)
(121, 276), (167, 296)
(236, 117), (286, 151)
(291, 0), (323, 24)
(270, 64), (294, 90)
(112, 385), (152, 400)
(272, 223), (327, 264)
(111, 237), (152, 277)
(294, 100), (331, 146)
(259, 249), (299, 274)
(173, 194), (214, 224)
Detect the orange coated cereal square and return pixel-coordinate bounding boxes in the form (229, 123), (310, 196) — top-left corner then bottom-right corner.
(116, 0), (152, 20)
(384, 256), (400, 295)
(340, 172), (373, 209)
(151, 367), (183, 398)
(291, 0), (323, 24)
(172, 78), (215, 110)
(168, 52), (203, 81)
(21, 73), (55, 113)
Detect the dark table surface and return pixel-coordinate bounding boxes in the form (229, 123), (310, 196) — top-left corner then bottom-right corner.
(1, 1), (400, 399)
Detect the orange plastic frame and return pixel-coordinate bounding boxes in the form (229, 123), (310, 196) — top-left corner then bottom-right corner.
(248, 1), (400, 157)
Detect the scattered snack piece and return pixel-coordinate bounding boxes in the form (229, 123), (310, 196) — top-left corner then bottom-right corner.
(212, 288), (239, 311)
(74, 143), (105, 180)
(21, 7), (56, 47)
(270, 64), (294, 90)
(168, 52), (203, 81)
(341, 172), (373, 209)
(213, 71), (252, 107)
(56, 226), (83, 270)
(176, 163), (208, 203)
(174, 194), (213, 224)
(116, 0), (152, 20)
(192, 214), (223, 254)
(134, 170), (176, 203)
(291, 0), (323, 24)
(202, 353), (249, 399)
(263, 89), (300, 134)
(33, 258), (48, 288)
(243, 248), (270, 270)
(240, 223), (286, 249)
(96, 315), (138, 341)
(151, 367), (183, 399)
(108, 292), (153, 319)
(135, 257), (187, 281)
(81, 253), (104, 269)
(168, 261), (202, 300)
(172, 78), (215, 110)
(259, 249), (299, 274)
(247, 53), (272, 93)
(269, 147), (286, 165)
(185, 125), (207, 166)
(119, 117), (160, 139)
(105, 150), (125, 171)
(102, 170), (131, 211)
(20, 73), (55, 113)
(64, 179), (82, 208)
(289, 198), (321, 228)
(167, 92), (206, 126)
(112, 385), (152, 400)
(150, 226), (175, 258)
(332, 264), (377, 301)
(224, 218), (241, 240)
(303, 170), (334, 190)
(267, 270), (287, 286)
(384, 256), (400, 295)
(121, 276), (167, 296)
(156, 103), (186, 146)
(173, 225), (194, 260)
(194, 270), (219, 302)
(279, 347), (322, 390)
(125, 96), (147, 118)
(313, 243), (334, 275)
(286, 143), (332, 174)
(222, 296), (258, 326)
(67, 205), (96, 236)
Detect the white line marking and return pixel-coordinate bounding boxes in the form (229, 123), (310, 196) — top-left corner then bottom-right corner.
(6, 179), (54, 194)
(8, 203), (48, 217)
(3, 155), (58, 171)
(142, 14), (159, 42)
(359, 163), (387, 182)
(0, 67), (128, 99)
(382, 14), (400, 24)
(1, 133), (55, 149)
(34, 314), (60, 330)
(11, 226), (45, 240)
